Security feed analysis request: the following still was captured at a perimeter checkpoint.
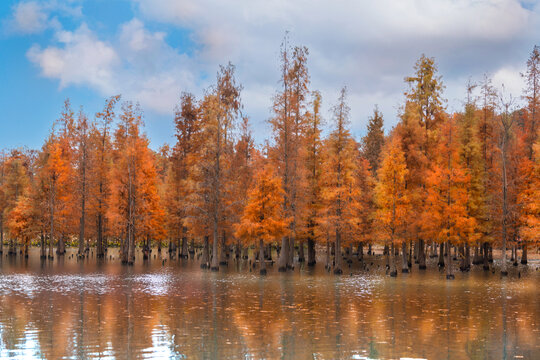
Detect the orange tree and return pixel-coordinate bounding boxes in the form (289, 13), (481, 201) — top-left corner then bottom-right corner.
(235, 165), (288, 275)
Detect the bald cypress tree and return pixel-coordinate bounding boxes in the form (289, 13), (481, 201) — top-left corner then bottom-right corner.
(362, 106), (385, 176)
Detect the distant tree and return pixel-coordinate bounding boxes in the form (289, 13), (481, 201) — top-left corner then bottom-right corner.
(90, 95), (120, 258)
(361, 106), (385, 176)
(303, 91), (323, 266)
(235, 166), (288, 275)
(375, 137), (409, 276)
(320, 87), (360, 275)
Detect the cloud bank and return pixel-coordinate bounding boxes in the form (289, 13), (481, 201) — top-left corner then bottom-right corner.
(15, 0), (540, 140)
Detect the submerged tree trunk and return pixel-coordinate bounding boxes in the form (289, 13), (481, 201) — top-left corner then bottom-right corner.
(390, 246), (398, 277)
(201, 236), (210, 269)
(521, 242), (528, 264)
(40, 232), (46, 259)
(298, 240), (305, 263)
(181, 236), (189, 259)
(96, 214), (104, 258)
(401, 241), (408, 273)
(189, 239), (195, 259)
(0, 216), (3, 255)
(288, 236), (295, 269)
(307, 238), (316, 266)
(210, 222), (219, 271)
(418, 239), (426, 269)
(325, 239), (331, 270)
(473, 243), (481, 265)
(334, 230), (342, 275)
(259, 239), (267, 275)
(57, 234), (65, 255)
(235, 240), (241, 259)
(446, 241), (454, 280)
(277, 236), (289, 272)
(482, 242), (490, 270)
(169, 238), (176, 254)
(385, 242), (390, 269)
(438, 241), (445, 267)
(358, 242), (364, 262)
(143, 236), (150, 260)
(219, 231), (227, 265)
(501, 240), (508, 276)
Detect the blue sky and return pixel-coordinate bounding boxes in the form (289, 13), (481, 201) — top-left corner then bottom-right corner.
(1, 0), (540, 150)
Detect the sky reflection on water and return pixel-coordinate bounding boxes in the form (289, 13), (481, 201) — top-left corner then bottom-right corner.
(0, 248), (539, 359)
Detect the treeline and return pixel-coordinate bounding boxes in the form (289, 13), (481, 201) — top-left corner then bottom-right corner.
(0, 42), (538, 277)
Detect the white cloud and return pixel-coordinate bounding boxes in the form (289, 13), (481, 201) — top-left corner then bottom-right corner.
(9, 1), (49, 34)
(21, 0), (540, 141)
(133, 0), (539, 134)
(6, 1), (82, 35)
(27, 24), (119, 93)
(492, 66), (526, 99)
(27, 19), (198, 115)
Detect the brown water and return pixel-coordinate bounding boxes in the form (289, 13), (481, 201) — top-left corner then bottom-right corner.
(0, 248), (539, 359)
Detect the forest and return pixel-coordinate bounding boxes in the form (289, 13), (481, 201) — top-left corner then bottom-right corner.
(0, 42), (538, 279)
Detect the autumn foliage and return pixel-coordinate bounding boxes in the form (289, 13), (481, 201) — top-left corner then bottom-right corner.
(0, 43), (538, 277)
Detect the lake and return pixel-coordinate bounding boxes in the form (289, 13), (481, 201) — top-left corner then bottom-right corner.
(0, 247), (539, 359)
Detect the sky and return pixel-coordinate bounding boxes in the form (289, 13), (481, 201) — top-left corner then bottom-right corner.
(1, 0), (539, 150)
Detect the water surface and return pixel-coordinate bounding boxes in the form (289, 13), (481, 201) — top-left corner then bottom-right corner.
(0, 248), (538, 359)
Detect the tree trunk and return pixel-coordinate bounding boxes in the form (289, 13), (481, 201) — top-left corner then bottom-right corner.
(390, 246), (398, 277)
(121, 231), (128, 264)
(201, 236), (210, 269)
(57, 234), (65, 255)
(298, 240), (305, 263)
(219, 231), (227, 265)
(473, 243), (481, 265)
(501, 240), (508, 276)
(358, 242), (364, 262)
(266, 244), (272, 260)
(242, 245), (248, 260)
(307, 238), (316, 266)
(459, 245), (466, 271)
(408, 240), (412, 267)
(78, 179), (86, 258)
(169, 237), (176, 254)
(334, 230), (342, 275)
(511, 245), (515, 262)
(482, 242), (490, 271)
(181, 236), (188, 259)
(210, 221), (220, 271)
(288, 236), (294, 269)
(0, 217), (4, 255)
(418, 239), (426, 269)
(446, 241), (454, 280)
(40, 232), (46, 259)
(368, 243), (372, 255)
(521, 242), (528, 264)
(277, 236), (289, 272)
(235, 240), (241, 259)
(325, 239), (331, 270)
(97, 214), (104, 258)
(189, 239), (195, 259)
(143, 236), (150, 260)
(128, 230), (135, 265)
(438, 242), (445, 267)
(259, 239), (267, 275)
(401, 241), (408, 273)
